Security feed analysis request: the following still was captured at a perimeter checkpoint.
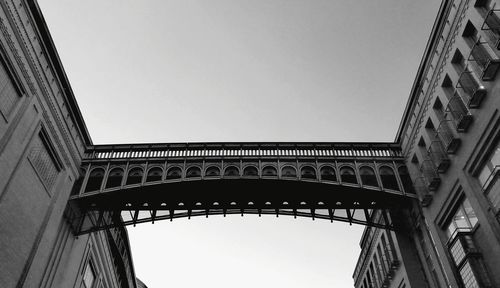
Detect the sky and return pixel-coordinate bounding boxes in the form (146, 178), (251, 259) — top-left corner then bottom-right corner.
(38, 1), (441, 287)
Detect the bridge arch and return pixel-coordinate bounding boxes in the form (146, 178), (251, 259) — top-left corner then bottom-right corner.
(69, 142), (417, 235)
(281, 166), (297, 178)
(146, 166), (163, 182)
(205, 165), (221, 177)
(243, 165), (258, 177)
(339, 165), (358, 184)
(319, 165), (337, 182)
(300, 165), (317, 180)
(126, 167), (144, 185)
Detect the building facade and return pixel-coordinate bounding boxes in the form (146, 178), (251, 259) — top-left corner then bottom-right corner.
(354, 0), (500, 287)
(0, 1), (140, 287)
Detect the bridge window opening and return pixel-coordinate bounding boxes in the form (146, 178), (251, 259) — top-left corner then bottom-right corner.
(126, 167), (144, 185)
(281, 166), (297, 178)
(379, 166), (399, 190)
(166, 167), (182, 179)
(262, 166), (277, 177)
(340, 166), (358, 184)
(224, 166), (240, 177)
(186, 166), (202, 178)
(146, 167), (163, 182)
(320, 166), (337, 181)
(360, 166), (378, 187)
(243, 166), (258, 177)
(205, 166), (221, 177)
(105, 168), (124, 189)
(84, 168), (105, 192)
(301, 166), (317, 179)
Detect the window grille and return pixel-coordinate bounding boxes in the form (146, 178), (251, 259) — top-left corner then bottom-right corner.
(28, 132), (61, 190)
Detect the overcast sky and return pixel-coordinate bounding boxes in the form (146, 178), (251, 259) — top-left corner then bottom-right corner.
(38, 1), (441, 287)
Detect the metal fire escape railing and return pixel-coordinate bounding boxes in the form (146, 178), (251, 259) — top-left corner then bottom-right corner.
(467, 36), (500, 81)
(456, 66), (487, 108)
(446, 92), (473, 132)
(481, 3), (500, 49)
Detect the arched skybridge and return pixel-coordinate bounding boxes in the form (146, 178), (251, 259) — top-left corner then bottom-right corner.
(66, 142), (417, 235)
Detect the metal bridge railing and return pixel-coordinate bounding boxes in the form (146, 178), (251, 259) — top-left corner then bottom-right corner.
(83, 142), (403, 161)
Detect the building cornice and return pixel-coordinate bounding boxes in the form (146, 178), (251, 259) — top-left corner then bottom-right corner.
(395, 0), (452, 144)
(26, 0), (92, 146)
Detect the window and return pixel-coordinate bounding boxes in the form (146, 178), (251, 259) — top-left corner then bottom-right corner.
(459, 261), (480, 288)
(28, 131), (61, 190)
(0, 56), (22, 119)
(445, 199), (478, 238)
(478, 140), (500, 187)
(83, 261), (96, 288)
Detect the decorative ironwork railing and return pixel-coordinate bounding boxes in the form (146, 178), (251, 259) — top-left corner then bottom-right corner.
(413, 177), (433, 207)
(436, 119), (461, 153)
(420, 160), (440, 191)
(456, 67), (487, 108)
(82, 142), (403, 161)
(427, 141), (450, 173)
(467, 36), (500, 81)
(446, 92), (473, 132)
(481, 4), (500, 49)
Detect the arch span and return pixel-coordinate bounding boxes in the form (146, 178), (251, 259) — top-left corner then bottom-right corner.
(67, 142), (417, 234)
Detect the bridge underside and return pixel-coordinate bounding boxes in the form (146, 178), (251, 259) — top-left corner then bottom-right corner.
(67, 179), (414, 235)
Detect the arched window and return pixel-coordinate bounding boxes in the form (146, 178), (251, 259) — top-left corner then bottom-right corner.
(186, 166), (202, 178)
(360, 166), (378, 187)
(166, 167), (182, 180)
(224, 166), (240, 177)
(301, 166), (317, 179)
(380, 166), (399, 190)
(262, 166), (277, 177)
(105, 168), (124, 189)
(205, 166), (220, 177)
(243, 166), (258, 177)
(340, 166), (357, 184)
(84, 168), (105, 192)
(146, 167), (163, 182)
(398, 166), (414, 193)
(281, 166), (297, 178)
(126, 167), (143, 185)
(320, 166), (337, 181)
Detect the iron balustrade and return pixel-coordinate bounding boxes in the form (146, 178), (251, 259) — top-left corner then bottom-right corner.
(427, 141), (450, 173)
(413, 177), (433, 207)
(456, 67), (487, 108)
(446, 93), (473, 132)
(481, 4), (500, 49)
(436, 119), (460, 153)
(82, 142), (403, 161)
(419, 160), (440, 192)
(467, 36), (500, 81)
